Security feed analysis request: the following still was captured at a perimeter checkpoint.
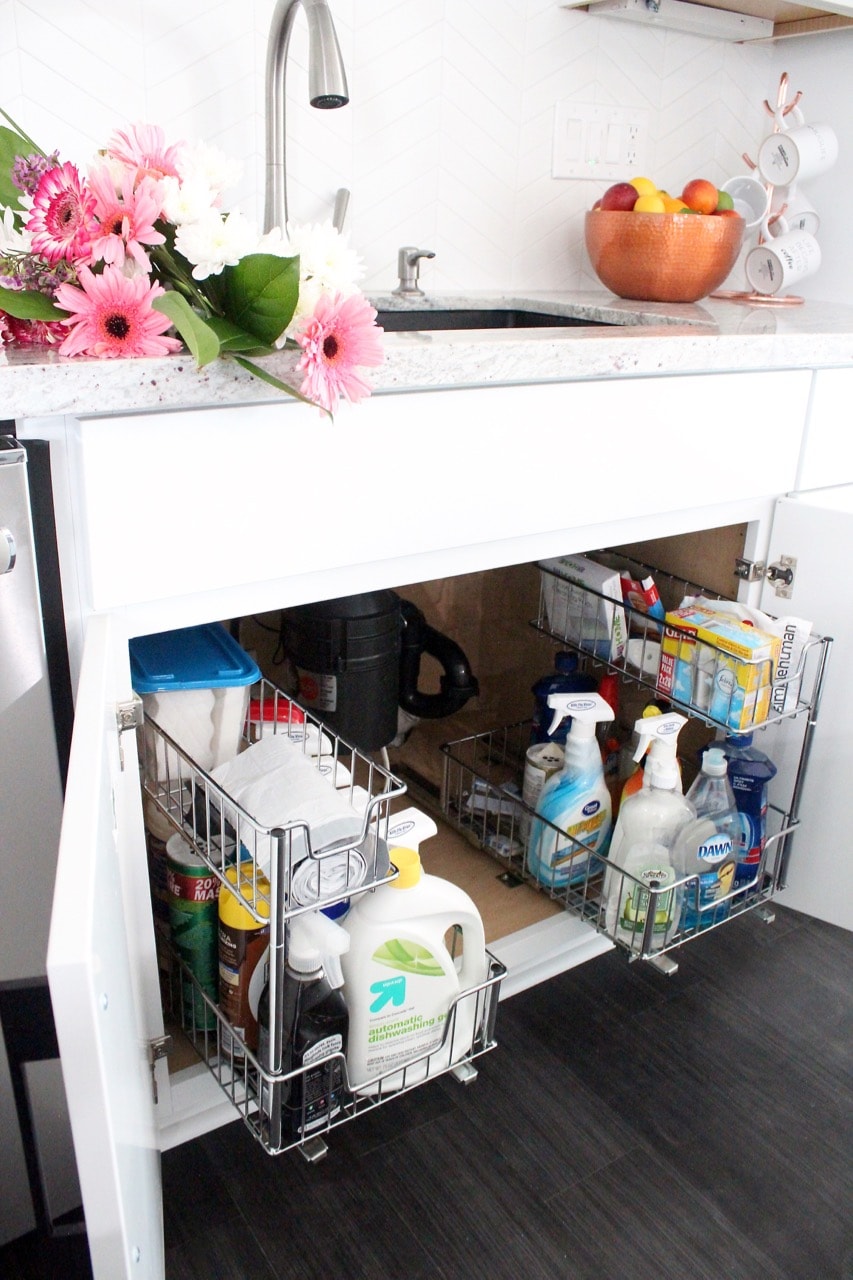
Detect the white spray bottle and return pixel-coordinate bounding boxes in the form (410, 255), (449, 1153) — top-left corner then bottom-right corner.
(603, 712), (693, 950)
(526, 692), (614, 890)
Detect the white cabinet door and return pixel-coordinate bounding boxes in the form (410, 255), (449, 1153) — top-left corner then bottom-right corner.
(758, 485), (853, 932)
(47, 612), (165, 1279)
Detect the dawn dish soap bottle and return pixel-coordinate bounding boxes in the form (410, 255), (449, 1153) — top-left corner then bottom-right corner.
(672, 747), (739, 933)
(257, 910), (350, 1144)
(526, 692), (615, 891)
(603, 712), (692, 949)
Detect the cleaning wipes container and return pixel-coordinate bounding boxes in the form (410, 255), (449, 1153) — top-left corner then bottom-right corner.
(341, 848), (488, 1095)
(130, 623), (260, 779)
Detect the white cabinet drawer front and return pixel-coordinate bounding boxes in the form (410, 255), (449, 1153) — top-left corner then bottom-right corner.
(72, 370), (809, 616)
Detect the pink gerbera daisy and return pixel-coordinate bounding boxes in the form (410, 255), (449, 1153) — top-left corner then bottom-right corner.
(296, 292), (384, 414)
(107, 123), (184, 185)
(88, 166), (166, 270)
(27, 162), (98, 264)
(54, 265), (183, 359)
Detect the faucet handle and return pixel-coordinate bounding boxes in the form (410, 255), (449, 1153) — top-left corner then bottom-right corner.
(393, 245), (435, 297)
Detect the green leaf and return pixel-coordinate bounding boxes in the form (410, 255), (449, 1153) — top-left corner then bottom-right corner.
(0, 285), (67, 321)
(0, 130), (25, 211)
(204, 314), (277, 355)
(221, 253), (300, 346)
(0, 113), (46, 211)
(152, 293), (220, 368)
(226, 354), (331, 418)
(0, 109), (44, 155)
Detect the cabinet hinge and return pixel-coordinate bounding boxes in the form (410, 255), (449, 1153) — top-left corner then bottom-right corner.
(147, 1034), (172, 1105)
(115, 695), (144, 771)
(734, 554), (797, 598)
(734, 557), (765, 583)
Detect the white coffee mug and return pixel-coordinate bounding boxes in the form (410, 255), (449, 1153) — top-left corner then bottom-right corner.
(757, 122), (838, 187)
(721, 175), (770, 230)
(745, 230), (822, 296)
(766, 189), (820, 238)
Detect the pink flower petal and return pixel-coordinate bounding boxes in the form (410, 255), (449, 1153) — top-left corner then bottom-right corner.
(296, 292), (384, 414)
(55, 265), (182, 359)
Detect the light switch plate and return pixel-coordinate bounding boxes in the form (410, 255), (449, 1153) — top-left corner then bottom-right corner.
(552, 102), (649, 180)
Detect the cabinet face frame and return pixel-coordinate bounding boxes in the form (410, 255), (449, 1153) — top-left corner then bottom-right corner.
(21, 363), (817, 1277)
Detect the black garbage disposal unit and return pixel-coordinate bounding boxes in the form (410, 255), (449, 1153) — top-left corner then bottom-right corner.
(278, 591), (478, 752)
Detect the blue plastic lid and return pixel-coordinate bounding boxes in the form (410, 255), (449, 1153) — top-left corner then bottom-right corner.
(129, 623), (260, 693)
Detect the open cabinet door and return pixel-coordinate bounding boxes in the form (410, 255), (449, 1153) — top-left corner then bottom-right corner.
(47, 612), (164, 1278)
(758, 485), (852, 932)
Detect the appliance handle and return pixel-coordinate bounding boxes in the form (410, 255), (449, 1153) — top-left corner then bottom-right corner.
(397, 599), (479, 719)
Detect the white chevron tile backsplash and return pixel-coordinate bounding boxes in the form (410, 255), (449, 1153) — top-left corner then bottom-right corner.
(4, 0), (774, 295)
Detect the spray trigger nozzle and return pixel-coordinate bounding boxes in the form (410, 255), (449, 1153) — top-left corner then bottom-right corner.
(546, 691), (615, 738)
(288, 910), (350, 988)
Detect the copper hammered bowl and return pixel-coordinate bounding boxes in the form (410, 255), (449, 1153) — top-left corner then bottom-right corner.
(584, 210), (745, 304)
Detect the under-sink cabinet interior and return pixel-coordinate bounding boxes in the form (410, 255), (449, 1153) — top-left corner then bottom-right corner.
(146, 525), (830, 1159)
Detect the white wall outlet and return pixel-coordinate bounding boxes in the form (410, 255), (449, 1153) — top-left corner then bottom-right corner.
(552, 102), (649, 181)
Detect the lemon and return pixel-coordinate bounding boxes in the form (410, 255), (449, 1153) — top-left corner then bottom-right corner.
(630, 176), (657, 196)
(633, 193), (666, 213)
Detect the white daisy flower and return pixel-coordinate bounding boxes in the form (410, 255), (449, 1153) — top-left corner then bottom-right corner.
(175, 209), (259, 279)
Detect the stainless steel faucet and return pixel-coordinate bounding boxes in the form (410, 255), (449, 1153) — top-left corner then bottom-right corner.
(264, 0), (349, 234)
(392, 246), (436, 298)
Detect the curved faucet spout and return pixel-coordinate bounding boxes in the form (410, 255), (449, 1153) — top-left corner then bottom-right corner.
(264, 0), (349, 234)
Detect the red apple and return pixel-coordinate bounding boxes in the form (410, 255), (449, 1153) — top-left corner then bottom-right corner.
(599, 182), (638, 212)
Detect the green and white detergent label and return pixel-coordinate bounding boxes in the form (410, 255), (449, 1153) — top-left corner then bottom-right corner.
(365, 938), (453, 1075)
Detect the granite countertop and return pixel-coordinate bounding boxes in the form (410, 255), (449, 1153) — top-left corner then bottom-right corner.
(3, 290), (853, 420)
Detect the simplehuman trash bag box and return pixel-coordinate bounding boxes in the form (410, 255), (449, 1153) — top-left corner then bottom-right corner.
(130, 622), (260, 777)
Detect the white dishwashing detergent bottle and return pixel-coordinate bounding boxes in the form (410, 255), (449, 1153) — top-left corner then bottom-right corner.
(526, 692), (615, 890)
(341, 848), (488, 1096)
(603, 712), (693, 949)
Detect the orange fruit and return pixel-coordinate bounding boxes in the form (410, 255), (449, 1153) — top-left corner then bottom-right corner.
(681, 178), (718, 215)
(661, 193), (689, 213)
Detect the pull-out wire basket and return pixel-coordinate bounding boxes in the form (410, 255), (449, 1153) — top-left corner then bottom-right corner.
(140, 677), (505, 1155)
(440, 718), (790, 965)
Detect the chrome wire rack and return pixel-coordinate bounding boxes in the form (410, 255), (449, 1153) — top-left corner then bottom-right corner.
(140, 677), (505, 1156)
(440, 718), (790, 968)
(441, 552), (831, 969)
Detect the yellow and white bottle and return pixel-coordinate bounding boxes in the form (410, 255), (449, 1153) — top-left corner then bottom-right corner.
(341, 848), (487, 1096)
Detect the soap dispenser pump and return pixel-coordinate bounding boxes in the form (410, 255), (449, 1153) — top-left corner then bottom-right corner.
(526, 692), (615, 890)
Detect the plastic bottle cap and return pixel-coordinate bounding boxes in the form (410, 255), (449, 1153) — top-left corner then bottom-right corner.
(390, 847), (422, 889)
(702, 747), (729, 777)
(554, 652), (579, 673)
(223, 862), (271, 918)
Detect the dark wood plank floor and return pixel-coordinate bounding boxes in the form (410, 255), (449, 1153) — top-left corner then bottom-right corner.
(3, 905), (851, 1279)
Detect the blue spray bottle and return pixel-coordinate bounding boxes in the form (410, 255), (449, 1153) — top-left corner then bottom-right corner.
(526, 693), (614, 890)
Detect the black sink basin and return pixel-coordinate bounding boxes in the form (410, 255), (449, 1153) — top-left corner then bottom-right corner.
(376, 308), (609, 332)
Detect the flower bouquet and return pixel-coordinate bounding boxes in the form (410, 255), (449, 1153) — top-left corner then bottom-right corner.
(0, 110), (383, 415)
